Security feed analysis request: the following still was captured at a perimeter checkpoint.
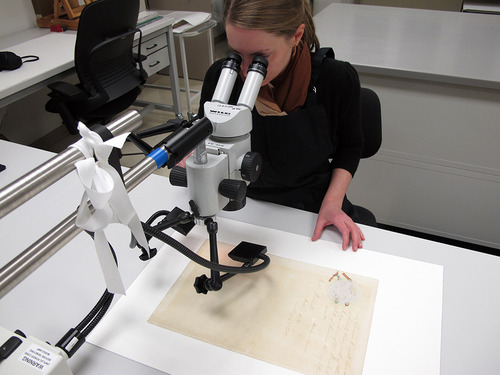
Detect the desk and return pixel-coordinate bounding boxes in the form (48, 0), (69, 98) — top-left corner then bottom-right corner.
(314, 4), (500, 249)
(0, 29), (76, 108)
(0, 15), (183, 116)
(1, 139), (499, 374)
(315, 4), (500, 89)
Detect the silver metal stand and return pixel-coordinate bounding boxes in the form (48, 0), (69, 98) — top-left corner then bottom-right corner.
(0, 110), (142, 220)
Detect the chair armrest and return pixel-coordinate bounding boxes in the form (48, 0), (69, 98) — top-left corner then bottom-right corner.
(47, 81), (88, 101)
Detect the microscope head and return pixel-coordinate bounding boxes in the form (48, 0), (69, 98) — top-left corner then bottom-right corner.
(170, 55), (268, 221)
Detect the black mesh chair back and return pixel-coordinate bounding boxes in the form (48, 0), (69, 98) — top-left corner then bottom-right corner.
(46, 0), (146, 134)
(75, 0), (144, 107)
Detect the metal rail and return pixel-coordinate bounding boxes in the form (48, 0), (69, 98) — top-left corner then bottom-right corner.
(0, 110), (142, 219)
(0, 155), (159, 299)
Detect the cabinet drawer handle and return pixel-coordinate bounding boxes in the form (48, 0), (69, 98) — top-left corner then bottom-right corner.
(149, 61), (160, 68)
(146, 43), (158, 50)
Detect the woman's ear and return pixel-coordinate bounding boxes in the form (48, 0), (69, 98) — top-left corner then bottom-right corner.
(293, 23), (306, 45)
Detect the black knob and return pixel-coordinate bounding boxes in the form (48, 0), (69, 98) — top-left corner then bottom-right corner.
(219, 179), (247, 201)
(169, 166), (187, 187)
(241, 152), (262, 182)
(194, 274), (209, 294)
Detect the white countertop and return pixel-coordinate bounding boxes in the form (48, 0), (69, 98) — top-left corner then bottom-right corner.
(314, 3), (500, 89)
(0, 30), (77, 101)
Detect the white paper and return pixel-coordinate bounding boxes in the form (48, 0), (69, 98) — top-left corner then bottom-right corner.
(149, 241), (378, 375)
(72, 123), (149, 295)
(170, 11), (212, 33)
(88, 218), (443, 375)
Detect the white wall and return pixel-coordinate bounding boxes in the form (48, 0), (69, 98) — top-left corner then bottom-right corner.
(0, 0), (36, 38)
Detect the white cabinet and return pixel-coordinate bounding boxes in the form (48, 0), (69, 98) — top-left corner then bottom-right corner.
(134, 30), (170, 77)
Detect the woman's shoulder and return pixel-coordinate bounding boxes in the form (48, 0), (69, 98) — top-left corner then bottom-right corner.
(313, 55), (360, 101)
(318, 57), (359, 86)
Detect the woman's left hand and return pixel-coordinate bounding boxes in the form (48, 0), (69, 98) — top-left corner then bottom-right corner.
(311, 203), (365, 251)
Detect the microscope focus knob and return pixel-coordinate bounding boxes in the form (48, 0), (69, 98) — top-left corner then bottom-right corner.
(169, 166), (188, 187)
(219, 179), (247, 202)
(241, 152), (262, 182)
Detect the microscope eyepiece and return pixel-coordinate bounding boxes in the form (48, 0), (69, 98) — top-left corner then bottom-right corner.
(236, 55), (268, 110)
(221, 53), (242, 72)
(212, 53), (243, 104)
(247, 56), (268, 76)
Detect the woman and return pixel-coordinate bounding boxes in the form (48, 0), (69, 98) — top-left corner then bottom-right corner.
(197, 0), (365, 251)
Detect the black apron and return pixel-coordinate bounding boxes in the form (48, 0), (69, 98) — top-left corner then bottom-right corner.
(247, 90), (334, 213)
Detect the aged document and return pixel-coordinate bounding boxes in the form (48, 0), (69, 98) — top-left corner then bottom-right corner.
(149, 241), (378, 375)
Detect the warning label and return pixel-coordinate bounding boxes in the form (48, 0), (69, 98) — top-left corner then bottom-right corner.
(18, 344), (61, 373)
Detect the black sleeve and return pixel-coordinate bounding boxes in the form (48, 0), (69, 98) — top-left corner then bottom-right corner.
(318, 59), (363, 176)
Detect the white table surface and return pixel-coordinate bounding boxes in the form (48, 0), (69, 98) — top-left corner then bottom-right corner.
(1, 139), (500, 375)
(314, 3), (500, 89)
(0, 29), (77, 107)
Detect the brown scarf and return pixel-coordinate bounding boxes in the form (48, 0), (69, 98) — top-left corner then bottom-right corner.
(255, 42), (311, 116)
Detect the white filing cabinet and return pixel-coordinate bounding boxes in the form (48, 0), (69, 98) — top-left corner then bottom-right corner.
(134, 29), (170, 77)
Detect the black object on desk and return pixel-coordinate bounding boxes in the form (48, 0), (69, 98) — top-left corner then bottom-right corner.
(0, 52), (39, 71)
(0, 164), (6, 173)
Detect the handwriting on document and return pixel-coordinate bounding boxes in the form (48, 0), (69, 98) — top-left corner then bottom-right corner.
(149, 241), (378, 375)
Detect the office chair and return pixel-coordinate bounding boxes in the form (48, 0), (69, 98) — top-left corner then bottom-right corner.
(45, 0), (147, 134)
(343, 87), (382, 227)
(360, 87), (382, 159)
